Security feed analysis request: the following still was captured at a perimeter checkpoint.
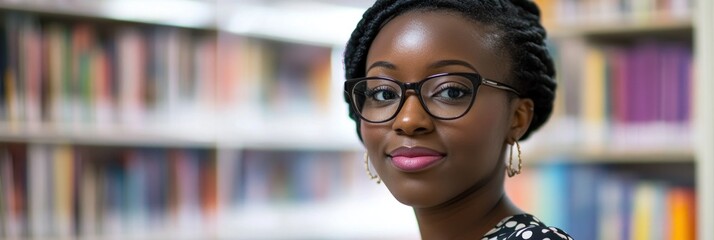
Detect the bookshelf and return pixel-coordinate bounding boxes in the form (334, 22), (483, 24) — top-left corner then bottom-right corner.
(549, 18), (693, 39)
(0, 0), (216, 29)
(509, 0), (711, 240)
(694, 1), (714, 240)
(1, 0), (713, 239)
(0, 1), (413, 239)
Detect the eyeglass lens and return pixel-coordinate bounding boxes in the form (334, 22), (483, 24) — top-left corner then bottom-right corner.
(351, 75), (476, 122)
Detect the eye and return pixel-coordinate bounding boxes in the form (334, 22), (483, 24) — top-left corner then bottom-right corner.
(367, 87), (400, 101)
(433, 85), (472, 100)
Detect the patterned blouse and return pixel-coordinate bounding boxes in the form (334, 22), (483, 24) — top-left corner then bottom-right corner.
(482, 214), (573, 240)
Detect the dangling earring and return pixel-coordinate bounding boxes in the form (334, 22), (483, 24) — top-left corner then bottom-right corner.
(364, 153), (381, 184)
(507, 140), (522, 177)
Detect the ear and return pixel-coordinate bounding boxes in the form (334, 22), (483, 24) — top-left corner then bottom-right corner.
(508, 98), (534, 144)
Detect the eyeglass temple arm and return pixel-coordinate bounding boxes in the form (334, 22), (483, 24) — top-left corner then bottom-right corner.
(482, 79), (521, 96)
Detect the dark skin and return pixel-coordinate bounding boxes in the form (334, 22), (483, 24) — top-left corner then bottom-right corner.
(360, 10), (535, 239)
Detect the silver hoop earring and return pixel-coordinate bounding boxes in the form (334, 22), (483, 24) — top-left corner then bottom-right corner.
(507, 140), (522, 177)
(364, 153), (381, 184)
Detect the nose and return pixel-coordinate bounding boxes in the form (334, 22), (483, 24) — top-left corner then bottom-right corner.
(392, 93), (435, 136)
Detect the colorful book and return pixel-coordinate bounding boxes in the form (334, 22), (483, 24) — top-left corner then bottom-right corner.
(668, 187), (696, 240)
(0, 20), (7, 119)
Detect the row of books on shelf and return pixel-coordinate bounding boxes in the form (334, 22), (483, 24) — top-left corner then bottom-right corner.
(556, 40), (693, 124)
(0, 143), (218, 238)
(0, 12), (333, 131)
(231, 36), (332, 117)
(0, 143), (374, 238)
(536, 0), (692, 27)
(1, 142), (699, 239)
(233, 150), (368, 205)
(544, 39), (693, 149)
(552, 39), (692, 145)
(506, 162), (696, 240)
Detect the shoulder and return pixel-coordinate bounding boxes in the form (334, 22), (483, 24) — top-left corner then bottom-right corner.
(482, 214), (573, 240)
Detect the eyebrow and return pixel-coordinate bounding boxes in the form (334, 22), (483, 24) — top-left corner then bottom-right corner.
(366, 61), (397, 72)
(366, 59), (479, 73)
(428, 59), (478, 72)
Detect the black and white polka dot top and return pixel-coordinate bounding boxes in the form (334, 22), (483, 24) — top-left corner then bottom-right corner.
(482, 214), (573, 240)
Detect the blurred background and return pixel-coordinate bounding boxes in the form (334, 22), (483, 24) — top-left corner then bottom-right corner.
(0, 0), (711, 239)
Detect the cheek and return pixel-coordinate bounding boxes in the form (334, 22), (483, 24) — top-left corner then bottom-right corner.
(448, 111), (504, 146)
(440, 98), (510, 165)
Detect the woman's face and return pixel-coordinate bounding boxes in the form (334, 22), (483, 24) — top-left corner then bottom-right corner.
(361, 10), (522, 208)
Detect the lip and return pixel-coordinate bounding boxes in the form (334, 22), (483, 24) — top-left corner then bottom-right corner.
(388, 146), (445, 172)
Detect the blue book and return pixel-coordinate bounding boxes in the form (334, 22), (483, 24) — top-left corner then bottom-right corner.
(567, 165), (601, 240)
(537, 162), (570, 231)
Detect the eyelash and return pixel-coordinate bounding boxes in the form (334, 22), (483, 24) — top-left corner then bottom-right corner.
(365, 86), (398, 96)
(433, 84), (473, 96)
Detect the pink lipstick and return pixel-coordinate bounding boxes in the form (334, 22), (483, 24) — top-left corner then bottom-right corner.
(389, 147), (445, 172)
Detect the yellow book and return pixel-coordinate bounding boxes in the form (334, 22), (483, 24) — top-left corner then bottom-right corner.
(582, 47), (606, 124)
(581, 47), (606, 147)
(53, 144), (74, 237)
(46, 24), (66, 124)
(630, 182), (656, 240)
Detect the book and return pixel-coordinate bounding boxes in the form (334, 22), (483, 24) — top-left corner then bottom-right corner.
(52, 144), (74, 237)
(28, 144), (52, 237)
(668, 187), (696, 240)
(509, 162), (696, 240)
(0, 20), (7, 120)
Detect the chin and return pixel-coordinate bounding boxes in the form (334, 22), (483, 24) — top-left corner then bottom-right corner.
(392, 194), (433, 208)
(384, 179), (447, 208)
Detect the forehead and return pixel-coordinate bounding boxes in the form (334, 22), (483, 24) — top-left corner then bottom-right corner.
(366, 10), (510, 80)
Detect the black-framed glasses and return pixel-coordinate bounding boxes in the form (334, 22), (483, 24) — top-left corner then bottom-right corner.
(344, 72), (521, 123)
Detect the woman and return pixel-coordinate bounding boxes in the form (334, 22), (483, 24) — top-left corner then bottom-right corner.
(343, 0), (573, 239)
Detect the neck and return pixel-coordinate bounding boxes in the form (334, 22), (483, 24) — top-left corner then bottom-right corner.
(413, 169), (522, 240)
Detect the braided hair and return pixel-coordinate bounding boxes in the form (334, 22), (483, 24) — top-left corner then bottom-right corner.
(344, 0), (556, 141)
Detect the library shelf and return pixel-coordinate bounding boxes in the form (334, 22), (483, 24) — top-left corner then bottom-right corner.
(0, 118), (362, 151)
(2, 0), (713, 239)
(221, 0), (364, 46)
(221, 117), (362, 151)
(0, 0), (216, 29)
(549, 17), (693, 39)
(694, 0), (714, 238)
(520, 0), (705, 238)
(526, 147), (694, 165)
(0, 123), (218, 148)
(224, 193), (419, 239)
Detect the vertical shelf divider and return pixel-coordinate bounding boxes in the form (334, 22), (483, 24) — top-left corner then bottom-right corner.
(695, 0), (714, 239)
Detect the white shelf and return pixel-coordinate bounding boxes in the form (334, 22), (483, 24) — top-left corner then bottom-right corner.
(0, 117), (362, 151)
(523, 119), (694, 164)
(0, 123), (218, 147)
(549, 17), (693, 39)
(0, 0), (368, 46)
(222, 187), (419, 239)
(694, 0), (714, 238)
(221, 117), (362, 151)
(1, 1), (693, 45)
(527, 147), (694, 165)
(221, 1), (365, 46)
(0, 0), (216, 29)
(1, 121), (695, 163)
